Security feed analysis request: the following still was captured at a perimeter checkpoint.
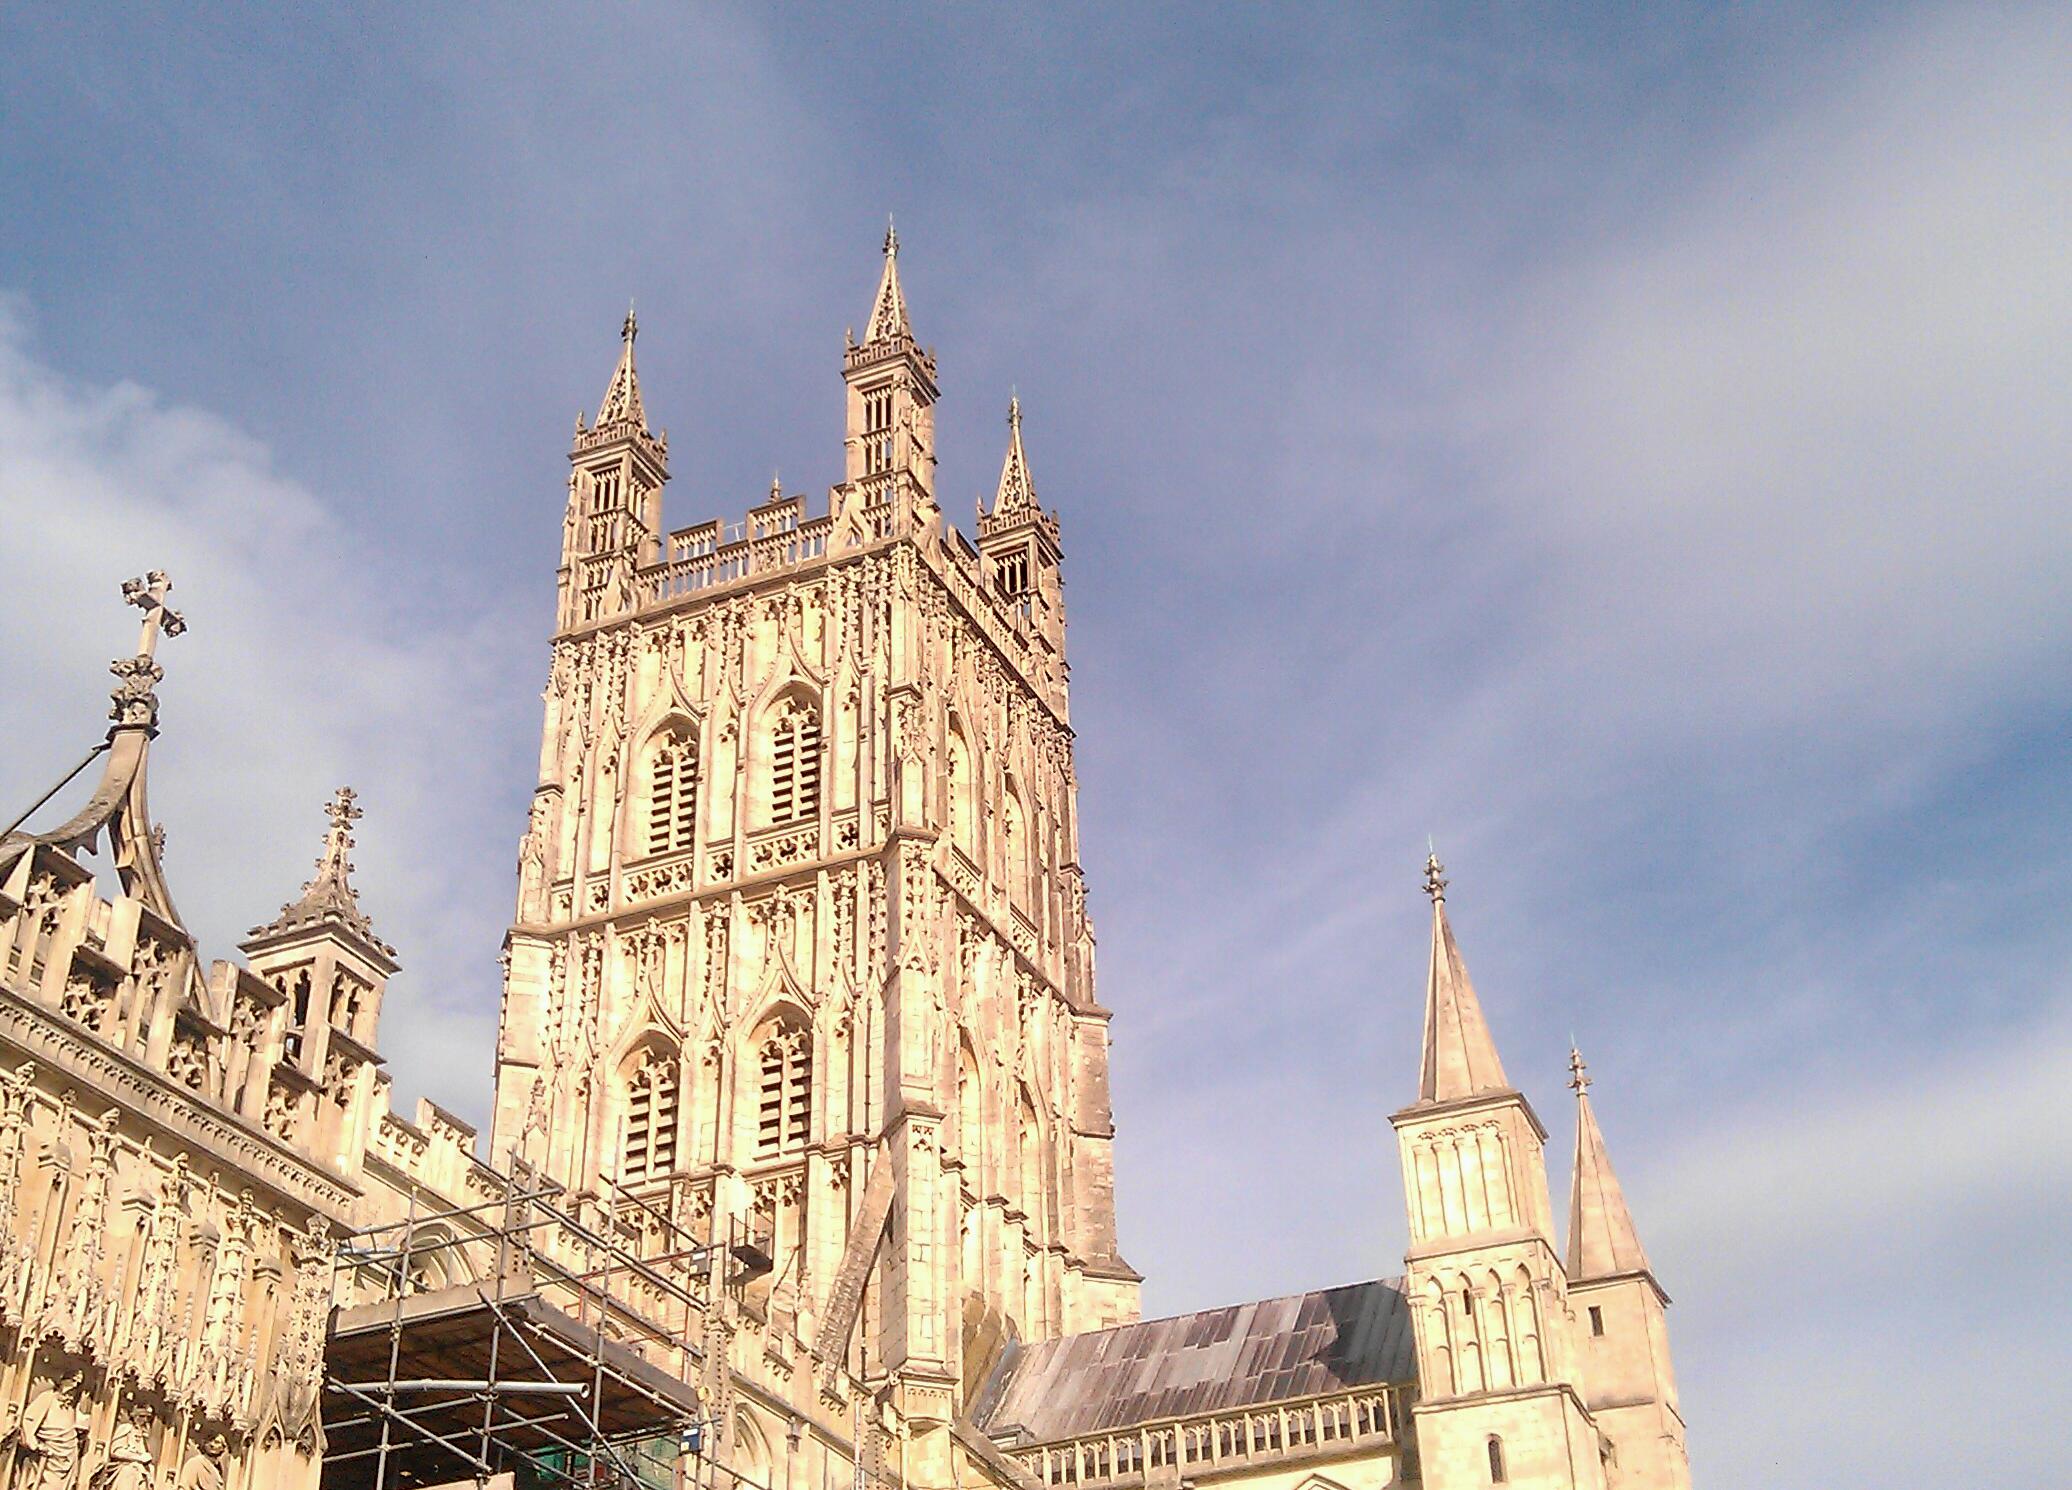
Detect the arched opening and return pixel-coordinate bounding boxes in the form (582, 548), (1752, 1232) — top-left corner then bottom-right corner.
(643, 724), (699, 857)
(620, 1042), (681, 1182)
(754, 1013), (812, 1158)
(1487, 1435), (1507, 1483)
(765, 694), (823, 826)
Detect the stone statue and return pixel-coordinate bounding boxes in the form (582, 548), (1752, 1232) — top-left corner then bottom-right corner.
(0, 1371), (88, 1490)
(174, 1436), (227, 1490)
(85, 1403), (151, 1490)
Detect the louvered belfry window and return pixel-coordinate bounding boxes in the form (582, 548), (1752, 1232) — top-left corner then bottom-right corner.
(623, 1049), (680, 1182)
(756, 1027), (811, 1157)
(863, 387), (894, 475)
(647, 732), (698, 856)
(769, 700), (821, 824)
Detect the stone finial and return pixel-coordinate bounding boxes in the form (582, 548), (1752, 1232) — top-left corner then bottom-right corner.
(593, 304), (648, 434)
(988, 392), (1039, 520)
(248, 787), (393, 955)
(862, 217), (912, 345)
(110, 571), (185, 734)
(1422, 850), (1447, 905)
(1568, 1045), (1592, 1094)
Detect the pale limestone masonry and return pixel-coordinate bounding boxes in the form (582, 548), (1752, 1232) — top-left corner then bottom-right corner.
(0, 231), (1693, 1490)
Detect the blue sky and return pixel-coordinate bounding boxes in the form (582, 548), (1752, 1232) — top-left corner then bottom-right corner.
(3, 5), (2068, 1484)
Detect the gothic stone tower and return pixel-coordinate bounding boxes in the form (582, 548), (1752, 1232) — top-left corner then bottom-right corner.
(489, 230), (1140, 1452)
(1393, 857), (1607, 1490)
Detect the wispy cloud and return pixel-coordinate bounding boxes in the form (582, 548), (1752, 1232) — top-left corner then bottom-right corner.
(0, 300), (530, 1119)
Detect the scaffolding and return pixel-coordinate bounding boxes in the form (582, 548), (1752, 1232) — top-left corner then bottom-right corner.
(322, 1167), (770, 1490)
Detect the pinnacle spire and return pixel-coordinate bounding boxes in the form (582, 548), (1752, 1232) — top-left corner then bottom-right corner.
(862, 217), (912, 344)
(248, 787), (393, 955)
(593, 303), (647, 433)
(989, 391), (1039, 518)
(1566, 1048), (1652, 1280)
(1416, 852), (1511, 1103)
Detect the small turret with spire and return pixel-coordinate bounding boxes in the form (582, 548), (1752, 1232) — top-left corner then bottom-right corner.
(977, 392), (1067, 657)
(840, 218), (938, 513)
(1389, 851), (1609, 1490)
(1565, 1048), (1691, 1489)
(242, 790), (394, 1176)
(560, 305), (670, 631)
(247, 787), (391, 957)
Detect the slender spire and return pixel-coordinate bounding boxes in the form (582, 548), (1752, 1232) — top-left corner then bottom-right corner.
(1566, 1048), (1652, 1279)
(989, 392), (1038, 518)
(248, 787), (393, 955)
(862, 217), (912, 344)
(1417, 851), (1511, 1103)
(593, 303), (647, 433)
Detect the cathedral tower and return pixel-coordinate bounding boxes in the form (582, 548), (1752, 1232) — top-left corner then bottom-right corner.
(490, 232), (1138, 1466)
(1392, 857), (1607, 1490)
(1565, 1051), (1690, 1490)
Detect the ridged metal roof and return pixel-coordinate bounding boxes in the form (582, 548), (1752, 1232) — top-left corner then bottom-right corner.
(973, 1277), (1416, 1443)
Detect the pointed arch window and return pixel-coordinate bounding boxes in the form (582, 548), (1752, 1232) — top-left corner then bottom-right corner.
(756, 1022), (812, 1157)
(768, 698), (822, 825)
(1487, 1436), (1507, 1484)
(622, 1046), (680, 1182)
(646, 728), (699, 856)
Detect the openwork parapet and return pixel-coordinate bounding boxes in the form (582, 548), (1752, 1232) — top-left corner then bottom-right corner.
(1014, 1385), (1410, 1490)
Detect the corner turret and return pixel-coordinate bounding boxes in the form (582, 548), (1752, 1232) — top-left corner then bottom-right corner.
(977, 395), (1066, 655)
(840, 220), (939, 525)
(242, 789), (392, 1179)
(1565, 1050), (1690, 1490)
(559, 308), (670, 631)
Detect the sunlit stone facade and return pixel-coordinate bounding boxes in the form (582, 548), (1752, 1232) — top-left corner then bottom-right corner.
(0, 234), (1692, 1490)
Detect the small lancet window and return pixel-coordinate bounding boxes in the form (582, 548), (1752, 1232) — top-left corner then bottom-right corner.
(622, 1048), (680, 1182)
(646, 729), (698, 856)
(768, 699), (822, 824)
(756, 1025), (812, 1157)
(1487, 1436), (1507, 1484)
(1589, 1305), (1605, 1337)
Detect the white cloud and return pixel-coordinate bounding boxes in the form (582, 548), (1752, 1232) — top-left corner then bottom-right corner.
(1633, 997), (2072, 1486)
(0, 298), (530, 1125)
(1495, 5), (2072, 745)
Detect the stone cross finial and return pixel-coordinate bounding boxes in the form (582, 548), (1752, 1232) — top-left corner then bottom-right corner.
(122, 570), (186, 657)
(110, 571), (185, 733)
(1422, 850), (1448, 905)
(623, 301), (637, 343)
(884, 214), (898, 257)
(1568, 1046), (1591, 1094)
(318, 787), (362, 877)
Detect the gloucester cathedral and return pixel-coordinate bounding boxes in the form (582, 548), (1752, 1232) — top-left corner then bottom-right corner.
(0, 232), (1692, 1490)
